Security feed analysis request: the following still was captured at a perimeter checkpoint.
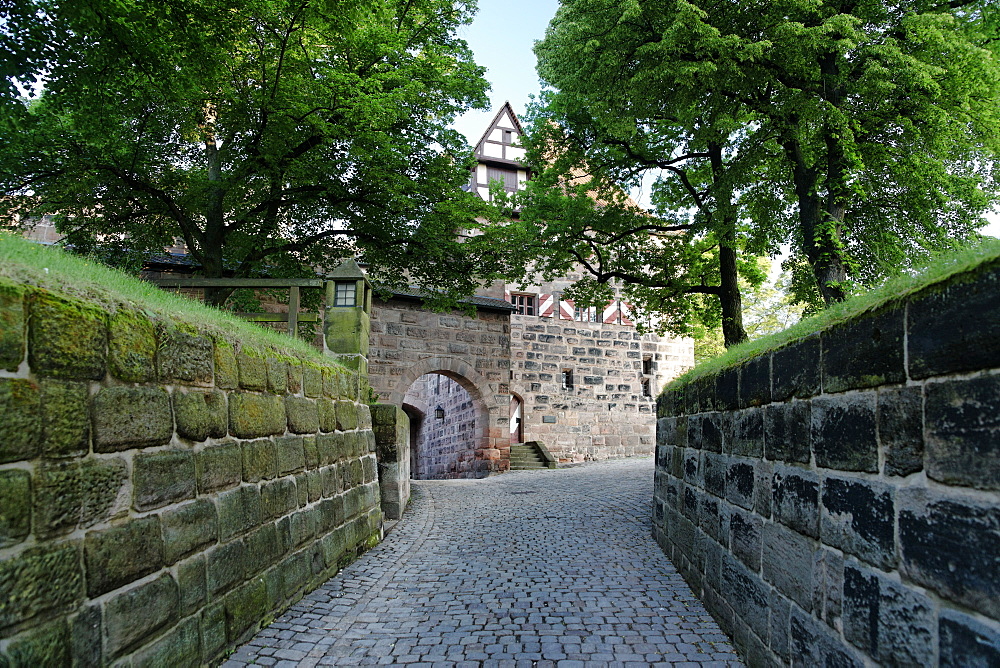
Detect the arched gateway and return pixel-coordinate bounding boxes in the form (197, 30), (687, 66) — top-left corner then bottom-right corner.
(367, 291), (514, 478)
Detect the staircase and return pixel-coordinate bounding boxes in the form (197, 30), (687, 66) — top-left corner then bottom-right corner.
(509, 441), (557, 470)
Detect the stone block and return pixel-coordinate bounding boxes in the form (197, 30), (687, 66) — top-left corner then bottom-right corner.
(0, 378), (41, 463)
(739, 355), (771, 408)
(92, 386), (172, 451)
(241, 438), (277, 482)
(261, 478), (298, 520)
(726, 460), (756, 511)
(133, 616), (201, 668)
(237, 349), (267, 391)
(764, 401), (810, 464)
(681, 485), (699, 523)
(703, 452), (727, 498)
(317, 397), (337, 433)
(197, 441), (242, 493)
(899, 488), (1000, 619)
(303, 435), (319, 469)
(286, 360), (302, 394)
(842, 564), (935, 665)
(224, 577), (267, 642)
(812, 392), (878, 472)
(108, 308), (156, 382)
(213, 340), (238, 390)
(762, 522), (814, 610)
(208, 540), (246, 595)
(71, 605), (102, 667)
(939, 608), (1000, 668)
(306, 470), (322, 503)
(700, 413), (725, 453)
(0, 280), (26, 371)
(29, 291), (107, 380)
(822, 476), (895, 569)
(730, 508), (763, 572)
(789, 607), (865, 668)
(0, 469), (30, 547)
(0, 542), (83, 628)
(174, 390), (228, 442)
(356, 403), (372, 430)
(822, 307), (905, 393)
(104, 573), (178, 657)
(878, 385), (924, 477)
(39, 378), (89, 457)
(229, 393), (286, 439)
(728, 408), (764, 457)
(926, 375), (1000, 490)
(85, 516), (163, 597)
(686, 414), (702, 452)
(178, 555), (207, 615)
(244, 522), (282, 575)
(162, 498), (218, 564)
(2, 619), (70, 667)
(32, 461), (82, 537)
(812, 547), (843, 628)
(134, 449), (197, 511)
(218, 485), (262, 541)
(201, 603), (227, 662)
(682, 448), (702, 487)
(266, 355), (287, 394)
(768, 589), (791, 662)
(721, 554), (770, 642)
(285, 396), (319, 434)
(79, 457), (127, 528)
(302, 364), (323, 397)
(275, 435), (306, 475)
(907, 261), (1000, 379)
(156, 322), (213, 384)
(316, 432), (342, 465)
(772, 335), (821, 401)
(771, 466), (820, 538)
(715, 367), (739, 411)
(336, 400), (359, 431)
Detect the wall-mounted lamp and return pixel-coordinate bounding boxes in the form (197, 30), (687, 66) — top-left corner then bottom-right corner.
(435, 406), (445, 421)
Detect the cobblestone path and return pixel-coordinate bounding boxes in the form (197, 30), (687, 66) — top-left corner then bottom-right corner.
(223, 458), (743, 667)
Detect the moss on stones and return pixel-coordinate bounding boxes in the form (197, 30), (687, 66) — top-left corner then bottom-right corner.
(0, 378), (41, 463)
(213, 338), (238, 390)
(0, 469), (31, 547)
(229, 393), (285, 439)
(92, 386), (172, 451)
(237, 348), (267, 391)
(285, 396), (319, 434)
(1, 618), (71, 667)
(0, 542), (84, 628)
(133, 449), (197, 511)
(196, 441), (242, 494)
(266, 355), (287, 394)
(84, 516), (163, 597)
(108, 308), (156, 382)
(0, 279), (26, 371)
(39, 378), (89, 458)
(29, 291), (107, 381)
(302, 363), (323, 398)
(156, 321), (213, 385)
(174, 390), (228, 442)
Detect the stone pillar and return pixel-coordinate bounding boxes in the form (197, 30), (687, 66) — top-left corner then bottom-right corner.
(371, 404), (410, 519)
(324, 259), (372, 398)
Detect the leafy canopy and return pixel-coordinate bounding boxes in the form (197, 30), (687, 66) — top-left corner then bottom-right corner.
(1, 0), (494, 306)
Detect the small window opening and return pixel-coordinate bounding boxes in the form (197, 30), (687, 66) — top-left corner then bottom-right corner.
(642, 356), (653, 375)
(561, 369), (574, 391)
(334, 281), (356, 307)
(642, 379), (652, 397)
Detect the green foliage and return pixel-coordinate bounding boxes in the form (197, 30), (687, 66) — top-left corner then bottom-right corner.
(1, 0), (494, 306)
(516, 0), (1000, 328)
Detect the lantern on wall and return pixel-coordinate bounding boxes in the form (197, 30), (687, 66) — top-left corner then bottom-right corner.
(435, 406), (445, 421)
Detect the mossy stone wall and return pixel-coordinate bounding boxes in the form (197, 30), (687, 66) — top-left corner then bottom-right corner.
(0, 278), (381, 666)
(653, 259), (1000, 666)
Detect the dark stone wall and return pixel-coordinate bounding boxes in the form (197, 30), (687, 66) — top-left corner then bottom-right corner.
(0, 279), (382, 666)
(653, 259), (1000, 667)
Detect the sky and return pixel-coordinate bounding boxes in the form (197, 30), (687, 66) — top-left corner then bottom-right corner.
(453, 0), (1000, 236)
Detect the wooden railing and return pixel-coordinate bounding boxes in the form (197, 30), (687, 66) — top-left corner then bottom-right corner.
(148, 277), (324, 338)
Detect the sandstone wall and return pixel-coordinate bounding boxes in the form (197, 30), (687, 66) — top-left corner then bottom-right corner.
(0, 280), (381, 666)
(652, 259), (1000, 666)
(512, 316), (691, 462)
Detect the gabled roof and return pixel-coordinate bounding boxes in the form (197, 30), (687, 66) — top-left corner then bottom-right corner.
(472, 101), (525, 165)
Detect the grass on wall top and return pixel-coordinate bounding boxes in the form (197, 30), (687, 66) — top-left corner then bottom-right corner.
(665, 236), (1000, 392)
(0, 233), (330, 361)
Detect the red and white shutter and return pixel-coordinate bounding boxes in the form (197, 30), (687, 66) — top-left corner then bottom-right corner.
(559, 299), (575, 320)
(620, 303), (635, 326)
(603, 300), (620, 324)
(538, 293), (554, 318)
(504, 289), (511, 304)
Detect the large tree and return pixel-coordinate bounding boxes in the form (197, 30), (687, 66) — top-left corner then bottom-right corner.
(1, 0), (493, 305)
(503, 0), (1000, 341)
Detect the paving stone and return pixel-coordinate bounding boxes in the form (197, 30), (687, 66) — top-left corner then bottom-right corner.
(222, 460), (742, 667)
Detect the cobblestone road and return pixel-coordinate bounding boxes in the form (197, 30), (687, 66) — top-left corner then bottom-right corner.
(223, 458), (743, 667)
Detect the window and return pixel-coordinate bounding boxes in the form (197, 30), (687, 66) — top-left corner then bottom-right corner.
(333, 281), (356, 306)
(642, 356), (653, 375)
(574, 306), (599, 322)
(511, 294), (536, 316)
(642, 379), (652, 397)
(561, 369), (574, 391)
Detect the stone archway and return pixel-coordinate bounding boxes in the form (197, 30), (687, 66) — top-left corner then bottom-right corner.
(390, 356), (507, 478)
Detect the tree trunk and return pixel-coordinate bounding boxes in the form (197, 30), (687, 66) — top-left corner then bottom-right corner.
(200, 99), (234, 307)
(708, 142), (748, 348)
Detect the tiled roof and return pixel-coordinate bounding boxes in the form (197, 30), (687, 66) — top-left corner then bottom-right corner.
(385, 285), (516, 312)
